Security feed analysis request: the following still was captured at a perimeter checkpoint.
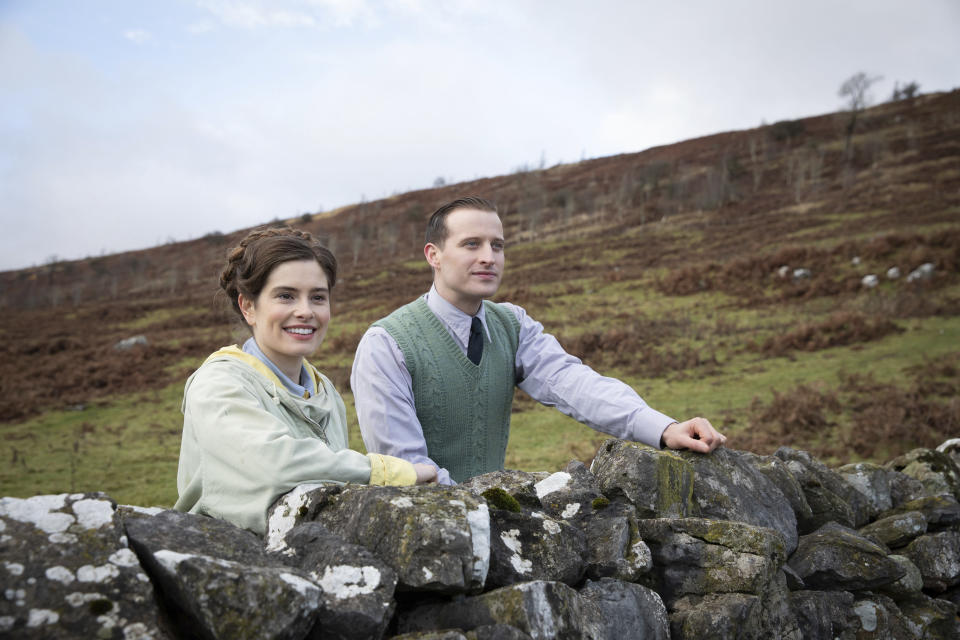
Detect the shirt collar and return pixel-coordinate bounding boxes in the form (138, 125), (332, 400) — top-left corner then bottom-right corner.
(242, 337), (316, 398)
(425, 285), (490, 345)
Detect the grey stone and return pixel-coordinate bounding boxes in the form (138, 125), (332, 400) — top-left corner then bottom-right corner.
(124, 511), (396, 639)
(685, 447), (799, 555)
(744, 452), (815, 535)
(391, 632), (469, 640)
(787, 522), (905, 591)
(879, 494), (960, 529)
(836, 461), (893, 520)
(780, 564), (805, 590)
(114, 335), (148, 350)
(138, 549), (321, 640)
(878, 554), (924, 597)
(486, 508), (585, 589)
(14, 439), (960, 637)
(264, 483), (343, 550)
(122, 506), (266, 565)
(460, 470), (550, 509)
(789, 590), (857, 640)
(0, 493), (165, 639)
(939, 584), (960, 608)
(532, 460), (602, 521)
(578, 578), (669, 640)
(850, 593), (917, 639)
(901, 530), (960, 592)
(936, 438), (960, 469)
(589, 440), (695, 518)
(669, 577), (800, 640)
(858, 510), (927, 548)
(895, 593), (960, 640)
(271, 522), (398, 640)
(635, 517), (786, 604)
(669, 593), (758, 640)
(274, 485), (490, 594)
(582, 503), (652, 582)
(886, 447), (960, 501)
(397, 580), (601, 640)
(906, 262), (935, 282)
(123, 504), (334, 639)
(774, 447), (869, 529)
(467, 624), (533, 640)
(887, 469), (927, 507)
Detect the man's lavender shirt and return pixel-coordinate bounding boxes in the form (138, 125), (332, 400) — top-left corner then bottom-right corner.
(350, 286), (676, 485)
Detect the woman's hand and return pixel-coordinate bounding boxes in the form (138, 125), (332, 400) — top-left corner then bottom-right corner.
(413, 463), (438, 484)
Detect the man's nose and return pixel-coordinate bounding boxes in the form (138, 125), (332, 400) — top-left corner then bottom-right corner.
(478, 243), (495, 263)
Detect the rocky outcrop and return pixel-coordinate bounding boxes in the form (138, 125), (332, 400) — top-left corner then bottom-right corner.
(2, 441), (959, 639)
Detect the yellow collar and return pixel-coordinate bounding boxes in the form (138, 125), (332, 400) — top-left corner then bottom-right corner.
(205, 345), (321, 393)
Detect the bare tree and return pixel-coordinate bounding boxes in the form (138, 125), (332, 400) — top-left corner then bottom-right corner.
(839, 71), (882, 160)
(890, 81), (920, 101)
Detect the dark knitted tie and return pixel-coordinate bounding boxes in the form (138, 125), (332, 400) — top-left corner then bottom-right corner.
(467, 316), (483, 365)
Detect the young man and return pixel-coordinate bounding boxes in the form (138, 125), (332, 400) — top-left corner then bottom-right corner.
(351, 196), (725, 484)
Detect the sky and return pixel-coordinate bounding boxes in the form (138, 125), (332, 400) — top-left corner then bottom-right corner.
(1, 1), (958, 271)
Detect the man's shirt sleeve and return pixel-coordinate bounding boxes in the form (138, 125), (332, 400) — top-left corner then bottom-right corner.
(507, 303), (676, 448)
(351, 327), (455, 485)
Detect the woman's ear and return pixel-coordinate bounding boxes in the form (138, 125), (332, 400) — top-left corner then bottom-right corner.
(238, 294), (256, 326)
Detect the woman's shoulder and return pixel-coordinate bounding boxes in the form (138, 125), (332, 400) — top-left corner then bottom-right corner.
(186, 346), (276, 393)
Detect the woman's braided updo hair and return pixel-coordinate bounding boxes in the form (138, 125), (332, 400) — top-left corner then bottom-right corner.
(219, 226), (337, 322)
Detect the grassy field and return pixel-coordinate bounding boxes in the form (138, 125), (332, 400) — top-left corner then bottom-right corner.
(3, 265), (956, 508)
(2, 91), (959, 507)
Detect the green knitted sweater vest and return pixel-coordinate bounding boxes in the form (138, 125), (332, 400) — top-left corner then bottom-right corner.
(373, 297), (520, 483)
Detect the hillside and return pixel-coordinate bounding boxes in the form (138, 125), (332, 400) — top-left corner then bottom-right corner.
(1, 90), (958, 505)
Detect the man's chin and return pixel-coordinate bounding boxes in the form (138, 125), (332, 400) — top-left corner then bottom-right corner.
(474, 283), (500, 299)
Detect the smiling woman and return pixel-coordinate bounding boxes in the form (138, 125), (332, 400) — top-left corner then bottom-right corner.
(173, 226), (436, 535)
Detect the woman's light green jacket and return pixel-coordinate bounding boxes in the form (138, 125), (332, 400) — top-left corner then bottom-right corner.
(174, 346), (415, 535)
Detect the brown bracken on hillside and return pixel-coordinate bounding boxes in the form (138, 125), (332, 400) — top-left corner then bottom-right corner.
(1, 90), (958, 448)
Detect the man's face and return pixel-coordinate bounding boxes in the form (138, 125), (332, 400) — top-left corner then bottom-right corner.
(425, 207), (505, 315)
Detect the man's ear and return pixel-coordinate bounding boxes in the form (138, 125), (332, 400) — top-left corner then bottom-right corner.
(424, 242), (441, 270)
(238, 294), (256, 326)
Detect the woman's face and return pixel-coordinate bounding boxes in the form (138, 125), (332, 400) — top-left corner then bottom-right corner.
(239, 259), (330, 379)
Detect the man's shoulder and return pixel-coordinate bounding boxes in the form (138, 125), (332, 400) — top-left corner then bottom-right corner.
(484, 300), (524, 326)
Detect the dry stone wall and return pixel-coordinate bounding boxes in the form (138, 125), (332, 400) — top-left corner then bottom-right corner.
(2, 439), (960, 639)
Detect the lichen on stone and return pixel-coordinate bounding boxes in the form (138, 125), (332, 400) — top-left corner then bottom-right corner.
(654, 452), (694, 516)
(72, 498), (115, 530)
(533, 472), (571, 500)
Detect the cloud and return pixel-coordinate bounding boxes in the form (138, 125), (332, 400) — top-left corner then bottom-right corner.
(194, 0), (380, 29)
(123, 28), (152, 44)
(2, 0), (959, 271)
(195, 0), (315, 29)
(186, 21), (216, 34)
